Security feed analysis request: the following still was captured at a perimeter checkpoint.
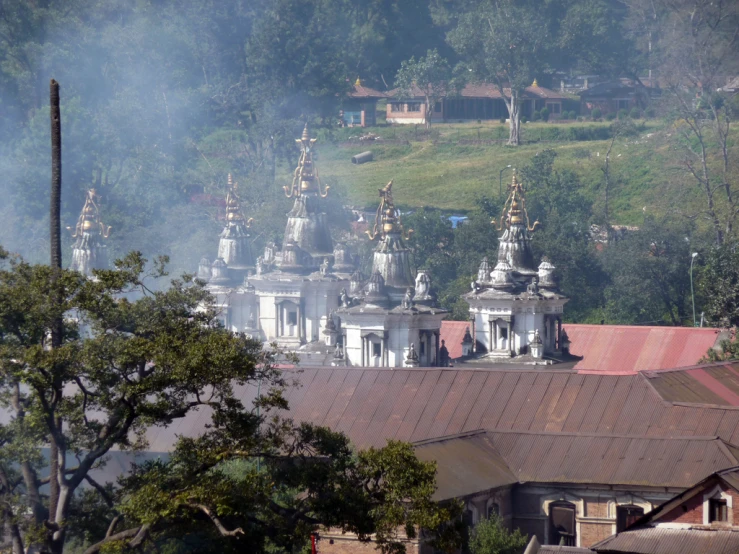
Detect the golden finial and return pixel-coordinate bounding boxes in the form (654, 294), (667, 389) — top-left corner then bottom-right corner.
(68, 189), (111, 239)
(492, 169), (540, 232)
(355, 77), (362, 87)
(224, 174), (252, 227)
(284, 123), (329, 198)
(366, 180), (413, 241)
(532, 78), (539, 87)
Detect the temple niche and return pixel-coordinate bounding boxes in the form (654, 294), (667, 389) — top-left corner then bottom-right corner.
(68, 188), (111, 277)
(336, 181), (446, 367)
(464, 170), (569, 364)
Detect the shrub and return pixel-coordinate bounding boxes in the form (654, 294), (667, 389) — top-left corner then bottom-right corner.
(499, 117), (506, 124)
(644, 107), (656, 118)
(617, 108), (628, 120)
(570, 110), (578, 120)
(532, 110), (541, 121)
(521, 116), (528, 123)
(605, 112), (616, 121)
(468, 514), (528, 554)
(540, 107), (550, 121)
(591, 107), (602, 120)
(630, 107), (642, 119)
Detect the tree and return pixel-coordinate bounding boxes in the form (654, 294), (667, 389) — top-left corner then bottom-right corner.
(468, 514), (528, 554)
(395, 49), (455, 129)
(600, 218), (695, 325)
(0, 252), (462, 554)
(444, 0), (630, 145)
(655, 0), (739, 245)
(697, 245), (739, 328)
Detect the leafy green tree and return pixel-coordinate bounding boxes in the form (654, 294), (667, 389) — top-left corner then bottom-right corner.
(600, 218), (696, 325)
(697, 245), (739, 328)
(0, 253), (462, 554)
(443, 0), (630, 145)
(395, 49), (456, 129)
(468, 514), (528, 554)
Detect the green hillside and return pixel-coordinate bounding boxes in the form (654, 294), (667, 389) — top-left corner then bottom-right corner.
(310, 120), (686, 225)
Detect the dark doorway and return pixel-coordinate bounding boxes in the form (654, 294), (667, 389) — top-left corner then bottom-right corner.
(616, 505), (644, 532)
(549, 501), (576, 546)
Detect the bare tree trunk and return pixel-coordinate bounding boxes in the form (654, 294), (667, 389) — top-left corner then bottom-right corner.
(506, 94), (521, 146)
(424, 95), (432, 130)
(48, 79), (63, 550)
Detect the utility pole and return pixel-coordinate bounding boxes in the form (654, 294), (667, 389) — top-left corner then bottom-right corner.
(49, 78), (62, 527)
(690, 252), (698, 327)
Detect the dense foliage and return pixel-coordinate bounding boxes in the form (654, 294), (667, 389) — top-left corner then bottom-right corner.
(467, 514), (528, 554)
(0, 252), (462, 553)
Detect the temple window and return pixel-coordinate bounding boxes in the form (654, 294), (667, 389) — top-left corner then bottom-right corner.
(407, 102), (422, 112)
(372, 342), (382, 358)
(287, 311), (298, 327)
(616, 505), (644, 532)
(710, 498), (728, 523)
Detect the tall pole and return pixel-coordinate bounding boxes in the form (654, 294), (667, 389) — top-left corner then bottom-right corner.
(49, 79), (62, 527)
(690, 252), (698, 327)
(499, 165), (512, 197)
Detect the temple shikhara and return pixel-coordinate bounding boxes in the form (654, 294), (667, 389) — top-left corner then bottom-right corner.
(66, 124), (739, 553)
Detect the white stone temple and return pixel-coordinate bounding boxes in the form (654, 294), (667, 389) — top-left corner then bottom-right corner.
(463, 171), (568, 363)
(336, 181), (446, 367)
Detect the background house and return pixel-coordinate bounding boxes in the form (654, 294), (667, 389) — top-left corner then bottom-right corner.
(386, 82), (569, 124)
(341, 78), (386, 127)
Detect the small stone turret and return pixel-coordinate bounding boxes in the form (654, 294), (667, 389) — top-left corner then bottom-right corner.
(279, 124), (333, 272)
(209, 258), (230, 286)
(197, 257), (212, 281)
(538, 258), (558, 289)
(68, 189), (111, 277)
(364, 270), (390, 308)
(477, 257), (491, 284)
(333, 242), (355, 273)
(413, 270), (436, 305)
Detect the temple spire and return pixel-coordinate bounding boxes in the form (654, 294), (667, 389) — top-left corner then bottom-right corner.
(366, 181), (412, 241)
(68, 189), (111, 276)
(278, 124), (334, 272)
(493, 169), (539, 274)
(284, 123), (329, 199)
(216, 173), (254, 278)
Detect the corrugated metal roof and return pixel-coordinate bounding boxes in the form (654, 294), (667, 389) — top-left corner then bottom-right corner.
(438, 323), (722, 373)
(485, 431), (739, 488)
(413, 432), (517, 500)
(644, 362), (739, 406)
(347, 83), (386, 99)
(538, 548), (592, 554)
(565, 325), (723, 374)
(146, 365), (739, 453)
(592, 527), (739, 553)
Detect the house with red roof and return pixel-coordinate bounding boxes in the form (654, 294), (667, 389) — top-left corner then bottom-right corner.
(387, 81), (569, 124)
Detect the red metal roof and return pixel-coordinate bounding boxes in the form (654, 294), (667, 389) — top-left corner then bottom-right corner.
(592, 527), (739, 554)
(347, 83), (386, 99)
(565, 324), (723, 374)
(643, 362), (739, 406)
(146, 365), (739, 452)
(438, 322), (722, 374)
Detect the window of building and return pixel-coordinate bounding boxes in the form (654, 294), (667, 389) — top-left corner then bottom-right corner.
(547, 102), (561, 114)
(500, 327), (508, 339)
(434, 101), (442, 113)
(407, 102), (421, 112)
(618, 99), (630, 110)
(549, 502), (576, 546)
(372, 342), (382, 358)
(616, 505), (644, 532)
(390, 103), (404, 112)
(487, 502), (500, 519)
(710, 498), (728, 523)
(420, 341), (426, 355)
(287, 311), (297, 326)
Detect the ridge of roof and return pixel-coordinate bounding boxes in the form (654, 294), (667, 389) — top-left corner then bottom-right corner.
(566, 324), (720, 332)
(485, 429), (727, 441)
(642, 359), (739, 375)
(412, 429), (487, 446)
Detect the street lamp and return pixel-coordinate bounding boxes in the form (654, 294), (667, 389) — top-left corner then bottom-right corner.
(499, 165), (512, 197)
(690, 252), (698, 327)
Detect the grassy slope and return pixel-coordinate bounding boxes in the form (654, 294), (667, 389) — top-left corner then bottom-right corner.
(302, 120), (692, 225)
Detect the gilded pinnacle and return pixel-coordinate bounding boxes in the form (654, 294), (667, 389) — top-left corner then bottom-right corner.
(69, 189), (111, 239)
